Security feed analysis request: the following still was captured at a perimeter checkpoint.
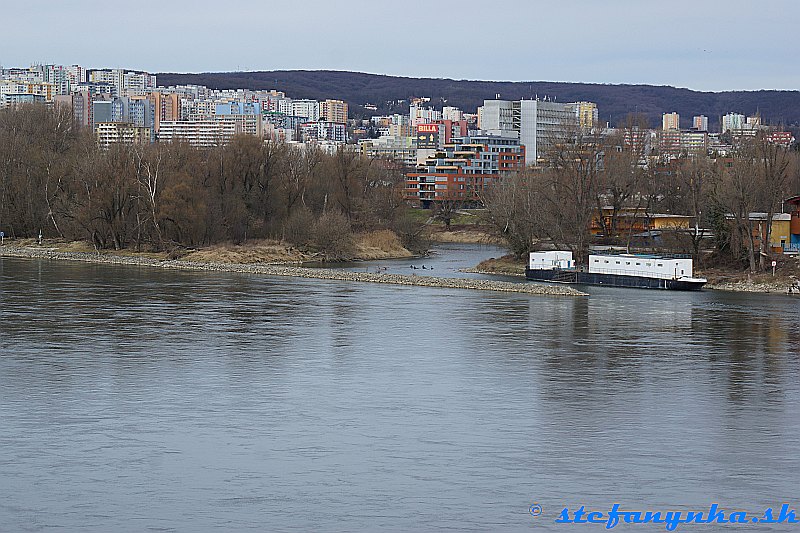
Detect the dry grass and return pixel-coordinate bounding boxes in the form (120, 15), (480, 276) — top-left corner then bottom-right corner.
(474, 255), (526, 275)
(425, 227), (502, 244)
(16, 230), (414, 265)
(354, 230), (413, 260)
(182, 239), (310, 264)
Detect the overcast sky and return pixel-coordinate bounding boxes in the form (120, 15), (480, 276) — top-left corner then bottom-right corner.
(2, 0), (797, 92)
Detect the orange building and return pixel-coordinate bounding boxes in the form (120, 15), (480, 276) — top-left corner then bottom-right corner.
(146, 92), (181, 133)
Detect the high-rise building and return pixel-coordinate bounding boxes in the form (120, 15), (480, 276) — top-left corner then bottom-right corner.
(442, 106), (464, 122)
(662, 112), (680, 131)
(147, 92), (181, 132)
(692, 115), (708, 131)
(570, 101), (599, 129)
(721, 113), (745, 133)
(320, 99), (348, 124)
(291, 100), (320, 122)
(480, 98), (579, 165)
(409, 104), (442, 127)
(88, 69), (157, 97)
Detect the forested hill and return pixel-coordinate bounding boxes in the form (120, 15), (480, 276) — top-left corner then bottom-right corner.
(157, 70), (800, 131)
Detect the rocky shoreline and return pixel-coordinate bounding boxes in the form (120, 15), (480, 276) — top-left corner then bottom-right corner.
(0, 246), (586, 297)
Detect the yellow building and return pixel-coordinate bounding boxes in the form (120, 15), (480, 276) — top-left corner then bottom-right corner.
(662, 112), (680, 131)
(574, 101), (598, 129)
(320, 99), (348, 124)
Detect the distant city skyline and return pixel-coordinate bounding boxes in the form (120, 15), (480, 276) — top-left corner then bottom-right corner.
(2, 0), (798, 92)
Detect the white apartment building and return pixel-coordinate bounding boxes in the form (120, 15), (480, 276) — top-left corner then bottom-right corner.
(291, 99), (320, 122)
(157, 120), (238, 147)
(480, 98), (578, 165)
(409, 104), (442, 127)
(442, 106), (463, 121)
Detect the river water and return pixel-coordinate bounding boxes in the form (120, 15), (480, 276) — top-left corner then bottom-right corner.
(1, 246), (799, 532)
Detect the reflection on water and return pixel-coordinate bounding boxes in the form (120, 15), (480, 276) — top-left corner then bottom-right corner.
(1, 255), (799, 532)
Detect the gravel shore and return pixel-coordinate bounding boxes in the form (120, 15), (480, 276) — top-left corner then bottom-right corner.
(0, 246), (586, 297)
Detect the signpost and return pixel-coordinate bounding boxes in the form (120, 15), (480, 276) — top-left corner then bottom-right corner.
(416, 124), (439, 149)
(0, 231), (4, 245)
(772, 260), (777, 276)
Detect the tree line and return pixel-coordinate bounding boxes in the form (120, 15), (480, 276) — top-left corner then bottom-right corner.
(482, 124), (800, 272)
(0, 104), (423, 259)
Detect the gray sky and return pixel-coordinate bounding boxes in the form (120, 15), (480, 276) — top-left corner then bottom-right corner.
(3, 0), (797, 91)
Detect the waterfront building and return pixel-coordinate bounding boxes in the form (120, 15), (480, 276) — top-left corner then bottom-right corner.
(785, 195), (800, 253)
(590, 207), (693, 236)
(727, 212), (794, 254)
(405, 133), (524, 207)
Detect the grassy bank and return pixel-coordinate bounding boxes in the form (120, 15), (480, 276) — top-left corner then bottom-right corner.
(5, 230), (415, 266)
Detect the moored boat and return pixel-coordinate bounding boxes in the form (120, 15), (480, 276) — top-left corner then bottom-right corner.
(526, 251), (707, 291)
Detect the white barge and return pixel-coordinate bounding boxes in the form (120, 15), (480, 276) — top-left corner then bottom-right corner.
(526, 251), (708, 290)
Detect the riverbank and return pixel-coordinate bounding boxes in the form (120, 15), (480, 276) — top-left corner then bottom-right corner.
(425, 226), (503, 245)
(31, 230), (415, 265)
(0, 245), (586, 297)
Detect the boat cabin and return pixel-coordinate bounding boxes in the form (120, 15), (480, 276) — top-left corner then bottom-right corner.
(528, 251), (574, 270)
(588, 254), (693, 280)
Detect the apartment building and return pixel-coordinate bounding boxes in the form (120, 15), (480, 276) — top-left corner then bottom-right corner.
(320, 99), (348, 124)
(480, 98), (579, 165)
(405, 134), (525, 207)
(157, 120), (239, 147)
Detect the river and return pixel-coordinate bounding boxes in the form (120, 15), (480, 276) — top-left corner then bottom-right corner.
(1, 245), (798, 532)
